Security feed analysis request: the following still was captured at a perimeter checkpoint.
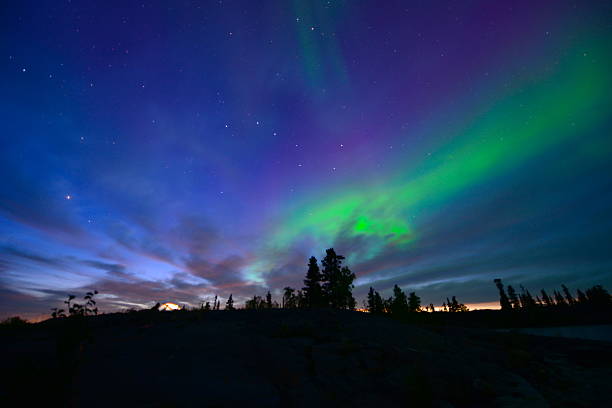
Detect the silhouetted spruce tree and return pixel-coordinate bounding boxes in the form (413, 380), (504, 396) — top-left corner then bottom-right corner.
(408, 292), (421, 312)
(226, 294), (234, 310)
(390, 285), (409, 316)
(321, 248), (343, 307)
(303, 256), (323, 308)
(541, 289), (554, 307)
(576, 289), (588, 304)
(204, 301), (211, 311)
(296, 290), (306, 308)
(494, 279), (512, 311)
(520, 285), (536, 309)
(213, 295), (218, 310)
(553, 290), (566, 306)
(283, 287), (296, 308)
(367, 287), (377, 313)
(585, 285), (611, 307)
(367, 287), (385, 314)
(321, 248), (355, 309)
(561, 284), (575, 305)
(374, 291), (384, 314)
(339, 266), (356, 309)
(507, 285), (521, 309)
(266, 291), (272, 308)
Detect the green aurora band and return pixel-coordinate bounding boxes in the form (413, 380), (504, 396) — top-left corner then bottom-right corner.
(259, 36), (612, 274)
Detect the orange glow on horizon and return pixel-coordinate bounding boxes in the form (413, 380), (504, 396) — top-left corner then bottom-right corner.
(159, 302), (180, 311)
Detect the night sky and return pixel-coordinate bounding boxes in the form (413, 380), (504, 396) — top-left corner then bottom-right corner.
(2, 1), (612, 320)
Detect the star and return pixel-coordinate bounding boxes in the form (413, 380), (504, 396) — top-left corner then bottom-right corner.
(65, 194), (72, 200)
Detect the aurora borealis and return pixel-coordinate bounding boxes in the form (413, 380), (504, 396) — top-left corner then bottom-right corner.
(1, 1), (611, 319)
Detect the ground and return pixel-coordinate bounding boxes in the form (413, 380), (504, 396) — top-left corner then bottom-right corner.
(1, 309), (611, 407)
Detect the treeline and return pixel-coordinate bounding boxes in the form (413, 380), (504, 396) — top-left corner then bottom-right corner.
(244, 248), (357, 310)
(494, 279), (611, 311)
(240, 247), (470, 318)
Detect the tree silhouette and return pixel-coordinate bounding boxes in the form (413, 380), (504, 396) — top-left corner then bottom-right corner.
(519, 285), (536, 309)
(541, 289), (554, 307)
(576, 289), (588, 304)
(296, 289), (305, 308)
(320, 248), (355, 309)
(303, 256), (323, 308)
(507, 285), (520, 309)
(226, 294), (234, 310)
(585, 285), (611, 307)
(367, 287), (385, 314)
(408, 292), (421, 312)
(51, 308), (65, 318)
(84, 290), (98, 315)
(266, 291), (272, 308)
(447, 296), (468, 312)
(283, 287), (297, 308)
(561, 284), (575, 305)
(390, 285), (409, 316)
(494, 279), (512, 311)
(553, 290), (566, 306)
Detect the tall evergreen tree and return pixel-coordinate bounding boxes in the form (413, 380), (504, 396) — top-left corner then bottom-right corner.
(226, 294), (234, 310)
(303, 256), (323, 308)
(520, 285), (536, 309)
(321, 248), (344, 307)
(374, 291), (384, 314)
(367, 287), (377, 313)
(585, 285), (611, 307)
(320, 248), (355, 309)
(494, 279), (512, 311)
(541, 289), (554, 307)
(390, 285), (409, 315)
(283, 287), (296, 308)
(561, 284), (575, 305)
(408, 292), (421, 312)
(507, 285), (521, 309)
(266, 291), (272, 308)
(576, 289), (588, 304)
(553, 290), (566, 306)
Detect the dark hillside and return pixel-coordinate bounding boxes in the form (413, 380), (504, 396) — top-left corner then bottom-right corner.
(1, 310), (611, 407)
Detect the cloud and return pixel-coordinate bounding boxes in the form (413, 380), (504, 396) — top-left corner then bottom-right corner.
(0, 246), (64, 267)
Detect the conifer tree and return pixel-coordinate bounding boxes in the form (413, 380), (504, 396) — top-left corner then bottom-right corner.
(494, 279), (512, 311)
(303, 256), (323, 308)
(367, 287), (377, 313)
(507, 285), (521, 309)
(320, 248), (355, 309)
(576, 289), (588, 304)
(226, 294), (234, 310)
(585, 285), (611, 307)
(390, 285), (409, 315)
(561, 284), (575, 305)
(408, 292), (421, 312)
(553, 290), (566, 306)
(541, 289), (554, 307)
(283, 287), (296, 308)
(266, 291), (272, 308)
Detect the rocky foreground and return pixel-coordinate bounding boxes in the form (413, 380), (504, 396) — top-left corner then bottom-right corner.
(1, 309), (611, 407)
